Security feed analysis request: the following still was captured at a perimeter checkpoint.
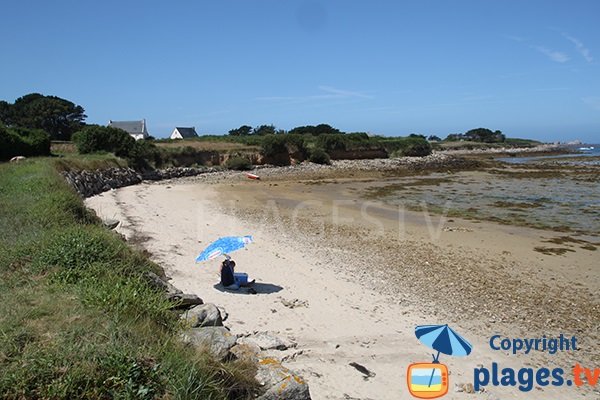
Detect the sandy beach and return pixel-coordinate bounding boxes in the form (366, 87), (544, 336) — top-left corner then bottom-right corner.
(86, 163), (598, 400)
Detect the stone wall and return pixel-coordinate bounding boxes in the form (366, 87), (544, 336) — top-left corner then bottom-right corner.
(62, 167), (216, 198)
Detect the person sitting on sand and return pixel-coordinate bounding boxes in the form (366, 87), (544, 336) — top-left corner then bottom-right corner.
(220, 258), (254, 290)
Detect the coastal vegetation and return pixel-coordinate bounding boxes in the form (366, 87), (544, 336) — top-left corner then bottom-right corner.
(1, 92), (548, 170)
(308, 147), (331, 165)
(0, 123), (51, 160)
(445, 127), (505, 143)
(0, 160), (258, 398)
(224, 155), (253, 171)
(0, 93), (86, 140)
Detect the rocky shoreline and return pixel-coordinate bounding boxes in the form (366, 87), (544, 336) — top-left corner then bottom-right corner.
(62, 154), (477, 197)
(144, 271), (311, 399)
(61, 144), (566, 198)
(62, 166), (218, 197)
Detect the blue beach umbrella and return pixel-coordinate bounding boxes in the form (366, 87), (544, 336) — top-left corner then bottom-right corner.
(415, 324), (472, 359)
(195, 235), (253, 262)
(415, 324), (473, 387)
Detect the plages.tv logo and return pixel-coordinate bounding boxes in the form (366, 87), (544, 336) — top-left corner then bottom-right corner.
(407, 324), (473, 399)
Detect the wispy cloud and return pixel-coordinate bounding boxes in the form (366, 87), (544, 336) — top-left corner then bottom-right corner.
(256, 85), (373, 103)
(582, 96), (600, 111)
(505, 33), (580, 64)
(563, 33), (593, 62)
(534, 46), (570, 63)
(317, 85), (373, 99)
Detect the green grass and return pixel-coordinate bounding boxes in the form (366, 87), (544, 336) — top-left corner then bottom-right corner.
(0, 159), (258, 399)
(51, 153), (129, 172)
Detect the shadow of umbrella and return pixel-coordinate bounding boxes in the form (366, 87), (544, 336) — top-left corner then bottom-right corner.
(213, 282), (283, 295)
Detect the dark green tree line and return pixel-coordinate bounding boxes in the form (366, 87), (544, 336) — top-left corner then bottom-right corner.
(0, 93), (86, 140)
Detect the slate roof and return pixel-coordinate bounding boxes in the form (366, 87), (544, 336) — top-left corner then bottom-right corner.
(108, 120), (146, 135)
(174, 127), (198, 138)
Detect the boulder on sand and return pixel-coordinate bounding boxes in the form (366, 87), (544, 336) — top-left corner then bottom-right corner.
(256, 358), (311, 400)
(182, 303), (223, 327)
(181, 327), (237, 361)
(238, 331), (294, 351)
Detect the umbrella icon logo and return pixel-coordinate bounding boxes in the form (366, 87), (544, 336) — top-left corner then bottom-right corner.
(407, 324), (473, 399)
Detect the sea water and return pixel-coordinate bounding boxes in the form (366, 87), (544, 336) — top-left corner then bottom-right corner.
(497, 145), (600, 166)
(365, 164), (600, 236)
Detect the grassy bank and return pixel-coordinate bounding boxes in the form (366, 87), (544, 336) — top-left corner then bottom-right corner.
(0, 159), (257, 399)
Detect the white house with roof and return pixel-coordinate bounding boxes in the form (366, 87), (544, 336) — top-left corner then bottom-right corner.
(170, 127), (198, 139)
(108, 119), (149, 140)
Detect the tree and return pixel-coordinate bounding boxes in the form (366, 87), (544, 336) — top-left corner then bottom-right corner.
(10, 93), (87, 140)
(445, 133), (466, 141)
(228, 125), (253, 136)
(494, 130), (506, 142)
(409, 133), (426, 139)
(288, 125), (315, 135)
(0, 100), (11, 125)
(289, 123), (341, 135)
(464, 128), (505, 143)
(254, 124), (276, 136)
(428, 135), (442, 141)
(314, 123), (340, 135)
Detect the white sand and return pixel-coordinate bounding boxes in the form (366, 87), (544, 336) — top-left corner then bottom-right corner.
(86, 181), (594, 400)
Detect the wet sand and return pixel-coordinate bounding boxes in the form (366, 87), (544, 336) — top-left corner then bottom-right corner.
(86, 167), (598, 400)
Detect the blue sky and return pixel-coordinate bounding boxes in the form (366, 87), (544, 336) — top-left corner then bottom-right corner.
(1, 1), (599, 142)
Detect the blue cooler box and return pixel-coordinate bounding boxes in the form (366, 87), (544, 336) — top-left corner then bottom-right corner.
(234, 272), (248, 285)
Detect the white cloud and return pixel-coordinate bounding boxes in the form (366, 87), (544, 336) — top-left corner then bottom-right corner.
(317, 85), (373, 99)
(256, 86), (373, 103)
(563, 33), (593, 63)
(534, 46), (570, 63)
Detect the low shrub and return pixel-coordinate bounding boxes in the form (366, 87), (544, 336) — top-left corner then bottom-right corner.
(315, 133), (372, 152)
(260, 134), (307, 163)
(11, 127), (51, 156)
(72, 126), (135, 157)
(315, 134), (347, 152)
(0, 124), (51, 160)
(225, 156), (252, 170)
(380, 136), (432, 157)
(308, 148), (331, 164)
(72, 126), (160, 170)
(128, 140), (160, 170)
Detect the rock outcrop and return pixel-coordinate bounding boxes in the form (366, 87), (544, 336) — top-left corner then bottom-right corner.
(179, 307), (311, 399)
(256, 358), (311, 400)
(182, 303), (224, 328)
(181, 326), (238, 361)
(238, 331), (295, 351)
(145, 271), (203, 309)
